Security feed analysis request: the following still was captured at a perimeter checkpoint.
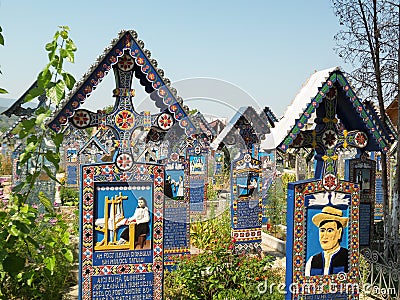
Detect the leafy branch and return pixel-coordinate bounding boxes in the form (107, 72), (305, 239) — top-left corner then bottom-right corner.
(0, 26), (8, 94)
(11, 26), (76, 206)
(0, 26), (78, 299)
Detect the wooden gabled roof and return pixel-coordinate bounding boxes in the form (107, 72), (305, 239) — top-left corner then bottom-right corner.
(47, 30), (197, 136)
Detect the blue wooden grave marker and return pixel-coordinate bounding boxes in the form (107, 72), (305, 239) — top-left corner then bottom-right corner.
(163, 152), (190, 270)
(187, 145), (209, 215)
(81, 163), (164, 300)
(211, 106), (270, 253)
(48, 30), (198, 300)
(259, 150), (276, 224)
(375, 175), (384, 221)
(162, 116), (212, 268)
(276, 68), (392, 299)
(345, 153), (376, 246)
(286, 180), (360, 299)
(231, 153), (263, 253)
(62, 125), (89, 188)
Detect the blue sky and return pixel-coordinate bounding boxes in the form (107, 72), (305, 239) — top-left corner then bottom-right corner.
(0, 0), (351, 119)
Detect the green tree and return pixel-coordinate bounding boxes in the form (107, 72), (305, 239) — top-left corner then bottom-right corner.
(59, 185), (79, 206)
(0, 26), (8, 94)
(332, 0), (399, 257)
(0, 26), (78, 299)
(266, 177), (287, 235)
(102, 104), (114, 114)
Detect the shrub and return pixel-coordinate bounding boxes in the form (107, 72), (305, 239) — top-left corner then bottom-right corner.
(190, 211), (231, 250)
(164, 241), (284, 299)
(207, 181), (219, 201)
(166, 210), (285, 299)
(60, 186), (79, 206)
(0, 196), (76, 299)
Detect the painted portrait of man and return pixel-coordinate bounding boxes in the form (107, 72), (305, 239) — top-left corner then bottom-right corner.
(305, 206), (349, 276)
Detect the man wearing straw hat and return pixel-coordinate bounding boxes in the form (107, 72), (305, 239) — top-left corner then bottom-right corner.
(305, 206), (349, 276)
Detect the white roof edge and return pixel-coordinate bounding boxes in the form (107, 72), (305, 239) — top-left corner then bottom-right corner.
(260, 67), (340, 150)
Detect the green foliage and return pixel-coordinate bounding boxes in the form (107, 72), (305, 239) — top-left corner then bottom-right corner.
(264, 173), (294, 238)
(164, 251), (284, 300)
(190, 211), (231, 250)
(0, 26), (8, 94)
(265, 177), (286, 234)
(102, 104), (114, 114)
(0, 200), (76, 299)
(24, 26), (76, 105)
(281, 172), (295, 195)
(11, 25), (76, 204)
(60, 186), (79, 206)
(0, 26), (78, 299)
(165, 211), (284, 299)
(0, 26), (4, 46)
(206, 181), (219, 201)
(213, 166), (230, 192)
(188, 108), (199, 115)
(85, 126), (94, 137)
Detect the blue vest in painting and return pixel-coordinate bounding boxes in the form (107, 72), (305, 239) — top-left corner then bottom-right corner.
(309, 247), (349, 276)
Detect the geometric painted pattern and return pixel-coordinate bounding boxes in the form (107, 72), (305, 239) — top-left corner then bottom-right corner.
(79, 163), (164, 300)
(157, 113), (174, 131)
(48, 30), (196, 137)
(279, 71), (389, 154)
(290, 86), (368, 191)
(287, 179), (360, 300)
(230, 153), (263, 254)
(185, 146), (209, 216)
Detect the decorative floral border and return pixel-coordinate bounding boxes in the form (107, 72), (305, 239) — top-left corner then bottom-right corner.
(79, 163), (164, 300)
(279, 71), (389, 154)
(288, 179), (360, 299)
(48, 31), (196, 137)
(231, 153), (263, 246)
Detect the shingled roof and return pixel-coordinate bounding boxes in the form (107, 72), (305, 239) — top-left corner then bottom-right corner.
(261, 67), (393, 152)
(47, 30), (197, 137)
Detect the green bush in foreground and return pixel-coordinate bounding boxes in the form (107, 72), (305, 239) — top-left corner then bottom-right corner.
(164, 241), (284, 300)
(60, 185), (79, 206)
(0, 25), (77, 299)
(0, 198), (76, 299)
(166, 212), (284, 299)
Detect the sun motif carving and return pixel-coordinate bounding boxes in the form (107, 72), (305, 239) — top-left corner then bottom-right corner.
(116, 153), (133, 171)
(115, 110), (135, 131)
(117, 53), (134, 71)
(157, 113), (173, 130)
(72, 110), (91, 128)
(354, 132), (368, 148)
(322, 130), (337, 148)
(323, 174), (338, 191)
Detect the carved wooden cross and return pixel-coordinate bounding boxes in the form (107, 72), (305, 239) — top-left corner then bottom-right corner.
(291, 87), (368, 190)
(70, 50), (175, 170)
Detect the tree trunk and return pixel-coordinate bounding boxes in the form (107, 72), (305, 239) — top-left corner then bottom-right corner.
(394, 2), (400, 263)
(371, 0), (391, 258)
